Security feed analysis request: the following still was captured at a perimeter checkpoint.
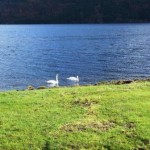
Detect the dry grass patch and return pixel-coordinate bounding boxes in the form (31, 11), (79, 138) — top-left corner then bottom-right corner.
(60, 120), (115, 133)
(72, 98), (99, 107)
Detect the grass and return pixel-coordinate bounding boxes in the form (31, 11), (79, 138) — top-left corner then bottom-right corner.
(0, 81), (150, 150)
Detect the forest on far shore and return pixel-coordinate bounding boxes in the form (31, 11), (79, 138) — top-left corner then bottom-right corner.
(0, 0), (150, 24)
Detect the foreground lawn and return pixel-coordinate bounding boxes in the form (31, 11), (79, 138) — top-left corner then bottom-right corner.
(0, 81), (150, 150)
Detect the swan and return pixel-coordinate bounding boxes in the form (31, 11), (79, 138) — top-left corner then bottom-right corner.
(46, 74), (59, 84)
(67, 76), (79, 82)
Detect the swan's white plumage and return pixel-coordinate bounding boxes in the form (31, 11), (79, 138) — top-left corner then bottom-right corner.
(46, 74), (59, 84)
(67, 76), (79, 82)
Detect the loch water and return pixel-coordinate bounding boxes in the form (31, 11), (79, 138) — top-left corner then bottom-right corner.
(0, 24), (150, 90)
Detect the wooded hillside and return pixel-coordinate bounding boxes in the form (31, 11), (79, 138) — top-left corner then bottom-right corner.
(0, 0), (149, 23)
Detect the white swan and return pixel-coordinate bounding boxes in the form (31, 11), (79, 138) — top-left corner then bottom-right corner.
(67, 76), (79, 82)
(46, 74), (59, 84)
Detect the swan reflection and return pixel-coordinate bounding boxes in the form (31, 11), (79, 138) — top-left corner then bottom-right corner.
(67, 81), (79, 86)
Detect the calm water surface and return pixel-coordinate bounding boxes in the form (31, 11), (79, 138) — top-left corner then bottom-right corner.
(0, 24), (150, 90)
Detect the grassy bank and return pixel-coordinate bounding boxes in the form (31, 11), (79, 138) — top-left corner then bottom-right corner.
(0, 81), (150, 150)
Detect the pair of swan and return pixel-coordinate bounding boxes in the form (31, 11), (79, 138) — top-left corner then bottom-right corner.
(46, 74), (79, 84)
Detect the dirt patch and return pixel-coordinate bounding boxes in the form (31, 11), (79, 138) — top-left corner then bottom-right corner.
(72, 98), (98, 107)
(60, 121), (115, 133)
(125, 122), (136, 129)
(139, 138), (150, 145)
(65, 92), (78, 95)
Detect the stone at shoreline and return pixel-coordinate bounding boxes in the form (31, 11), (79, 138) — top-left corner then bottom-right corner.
(95, 78), (150, 86)
(95, 80), (133, 85)
(27, 86), (35, 90)
(37, 86), (47, 90)
(94, 78), (150, 85)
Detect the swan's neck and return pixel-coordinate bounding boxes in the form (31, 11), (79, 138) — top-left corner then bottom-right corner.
(56, 75), (58, 81)
(77, 76), (79, 80)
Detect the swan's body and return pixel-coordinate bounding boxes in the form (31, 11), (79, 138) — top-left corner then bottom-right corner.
(67, 76), (79, 82)
(46, 74), (59, 84)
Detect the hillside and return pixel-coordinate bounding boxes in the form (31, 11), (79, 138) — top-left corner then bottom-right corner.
(1, 81), (150, 149)
(0, 0), (150, 23)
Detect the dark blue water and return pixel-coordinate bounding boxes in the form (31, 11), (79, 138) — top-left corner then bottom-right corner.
(0, 24), (150, 90)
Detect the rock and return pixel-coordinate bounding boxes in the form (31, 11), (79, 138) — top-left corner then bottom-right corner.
(27, 86), (35, 90)
(37, 86), (47, 90)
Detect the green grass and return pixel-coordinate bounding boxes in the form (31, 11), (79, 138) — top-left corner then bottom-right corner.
(0, 81), (150, 150)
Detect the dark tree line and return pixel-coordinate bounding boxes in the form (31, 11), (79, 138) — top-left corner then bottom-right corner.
(0, 0), (149, 23)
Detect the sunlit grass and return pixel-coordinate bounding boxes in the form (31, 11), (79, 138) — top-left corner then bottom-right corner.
(0, 81), (150, 149)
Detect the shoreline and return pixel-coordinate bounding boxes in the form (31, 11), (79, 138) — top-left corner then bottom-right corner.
(0, 77), (150, 92)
